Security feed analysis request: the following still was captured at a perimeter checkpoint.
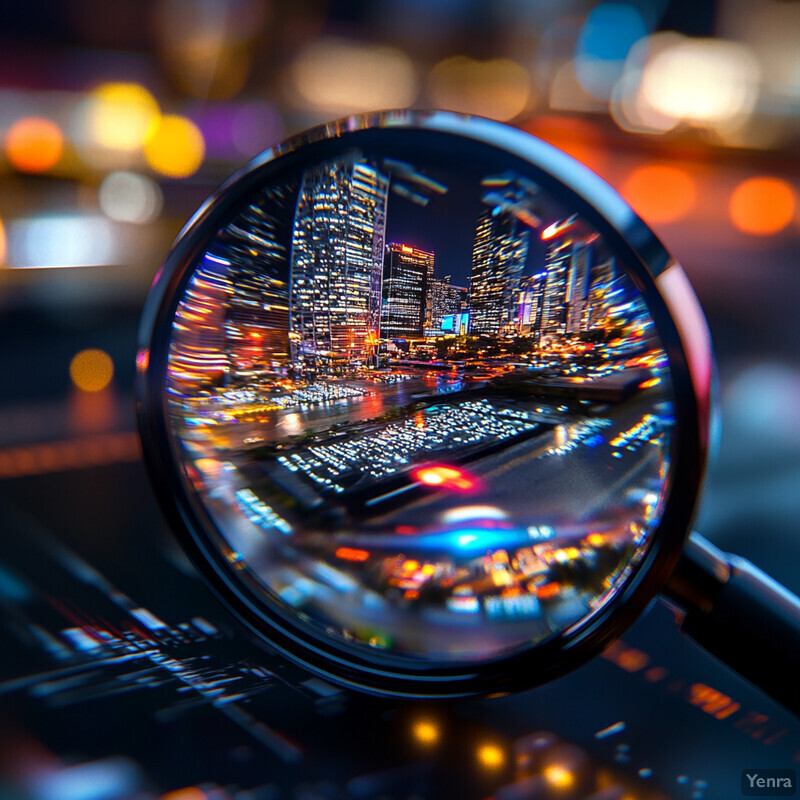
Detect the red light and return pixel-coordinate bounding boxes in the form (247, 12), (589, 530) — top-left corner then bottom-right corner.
(412, 465), (476, 491)
(335, 547), (370, 562)
(396, 525), (416, 534)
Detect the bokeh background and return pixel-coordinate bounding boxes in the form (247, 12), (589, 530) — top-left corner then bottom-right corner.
(0, 2), (799, 799)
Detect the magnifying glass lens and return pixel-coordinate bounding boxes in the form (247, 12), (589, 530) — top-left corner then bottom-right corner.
(161, 123), (675, 668)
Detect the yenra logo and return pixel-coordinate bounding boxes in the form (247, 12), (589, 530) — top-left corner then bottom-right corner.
(741, 770), (796, 797)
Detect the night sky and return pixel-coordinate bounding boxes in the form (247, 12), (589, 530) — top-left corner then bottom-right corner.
(384, 167), (550, 288)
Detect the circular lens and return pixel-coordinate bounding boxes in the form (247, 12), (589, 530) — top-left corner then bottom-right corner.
(140, 112), (707, 695)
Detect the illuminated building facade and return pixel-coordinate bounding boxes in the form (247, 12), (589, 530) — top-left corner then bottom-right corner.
(469, 209), (530, 335)
(540, 240), (571, 335)
(290, 157), (389, 369)
(584, 256), (617, 330)
(168, 252), (233, 391)
(425, 274), (466, 336)
(565, 242), (591, 334)
(381, 243), (433, 339)
(219, 187), (292, 379)
(517, 273), (546, 335)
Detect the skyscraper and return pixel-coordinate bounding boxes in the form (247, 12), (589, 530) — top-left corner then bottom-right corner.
(540, 239), (571, 336)
(584, 256), (617, 331)
(381, 243), (433, 339)
(565, 242), (591, 334)
(517, 273), (546, 335)
(469, 176), (536, 336)
(425, 275), (467, 335)
(290, 157), (389, 370)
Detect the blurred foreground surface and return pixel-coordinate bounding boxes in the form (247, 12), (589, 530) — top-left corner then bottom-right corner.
(1, 1), (799, 799)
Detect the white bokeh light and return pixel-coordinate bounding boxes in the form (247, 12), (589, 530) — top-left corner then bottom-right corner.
(99, 171), (163, 225)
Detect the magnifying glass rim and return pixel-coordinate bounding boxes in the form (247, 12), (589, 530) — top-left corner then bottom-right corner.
(137, 109), (711, 697)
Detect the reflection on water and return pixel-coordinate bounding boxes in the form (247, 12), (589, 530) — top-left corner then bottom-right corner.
(165, 149), (675, 662)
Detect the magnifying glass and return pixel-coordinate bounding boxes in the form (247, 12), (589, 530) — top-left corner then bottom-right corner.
(136, 110), (800, 712)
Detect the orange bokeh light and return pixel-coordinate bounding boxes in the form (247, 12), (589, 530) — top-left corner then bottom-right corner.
(412, 719), (440, 745)
(477, 743), (506, 769)
(621, 164), (696, 224)
(69, 349), (114, 393)
(5, 117), (63, 173)
(729, 176), (795, 236)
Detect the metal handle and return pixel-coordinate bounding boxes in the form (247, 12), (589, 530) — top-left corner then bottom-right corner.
(663, 532), (800, 716)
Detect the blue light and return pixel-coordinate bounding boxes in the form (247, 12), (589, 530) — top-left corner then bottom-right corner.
(575, 3), (647, 99)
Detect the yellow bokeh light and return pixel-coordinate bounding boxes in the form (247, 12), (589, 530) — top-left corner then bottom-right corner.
(69, 349), (114, 393)
(290, 37), (417, 114)
(543, 764), (575, 790)
(428, 57), (530, 122)
(5, 117), (63, 173)
(729, 176), (795, 236)
(144, 115), (205, 178)
(412, 719), (440, 745)
(622, 164), (696, 224)
(477, 744), (506, 769)
(85, 82), (161, 151)
(0, 216), (6, 266)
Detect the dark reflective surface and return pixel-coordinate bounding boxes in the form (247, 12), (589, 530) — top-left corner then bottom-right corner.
(165, 139), (675, 662)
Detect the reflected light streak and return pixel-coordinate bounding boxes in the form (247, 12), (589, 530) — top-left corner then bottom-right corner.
(442, 505), (507, 523)
(541, 213), (578, 240)
(0, 433), (141, 479)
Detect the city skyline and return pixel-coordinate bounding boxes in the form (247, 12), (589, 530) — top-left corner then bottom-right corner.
(165, 149), (675, 663)
(168, 152), (646, 389)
